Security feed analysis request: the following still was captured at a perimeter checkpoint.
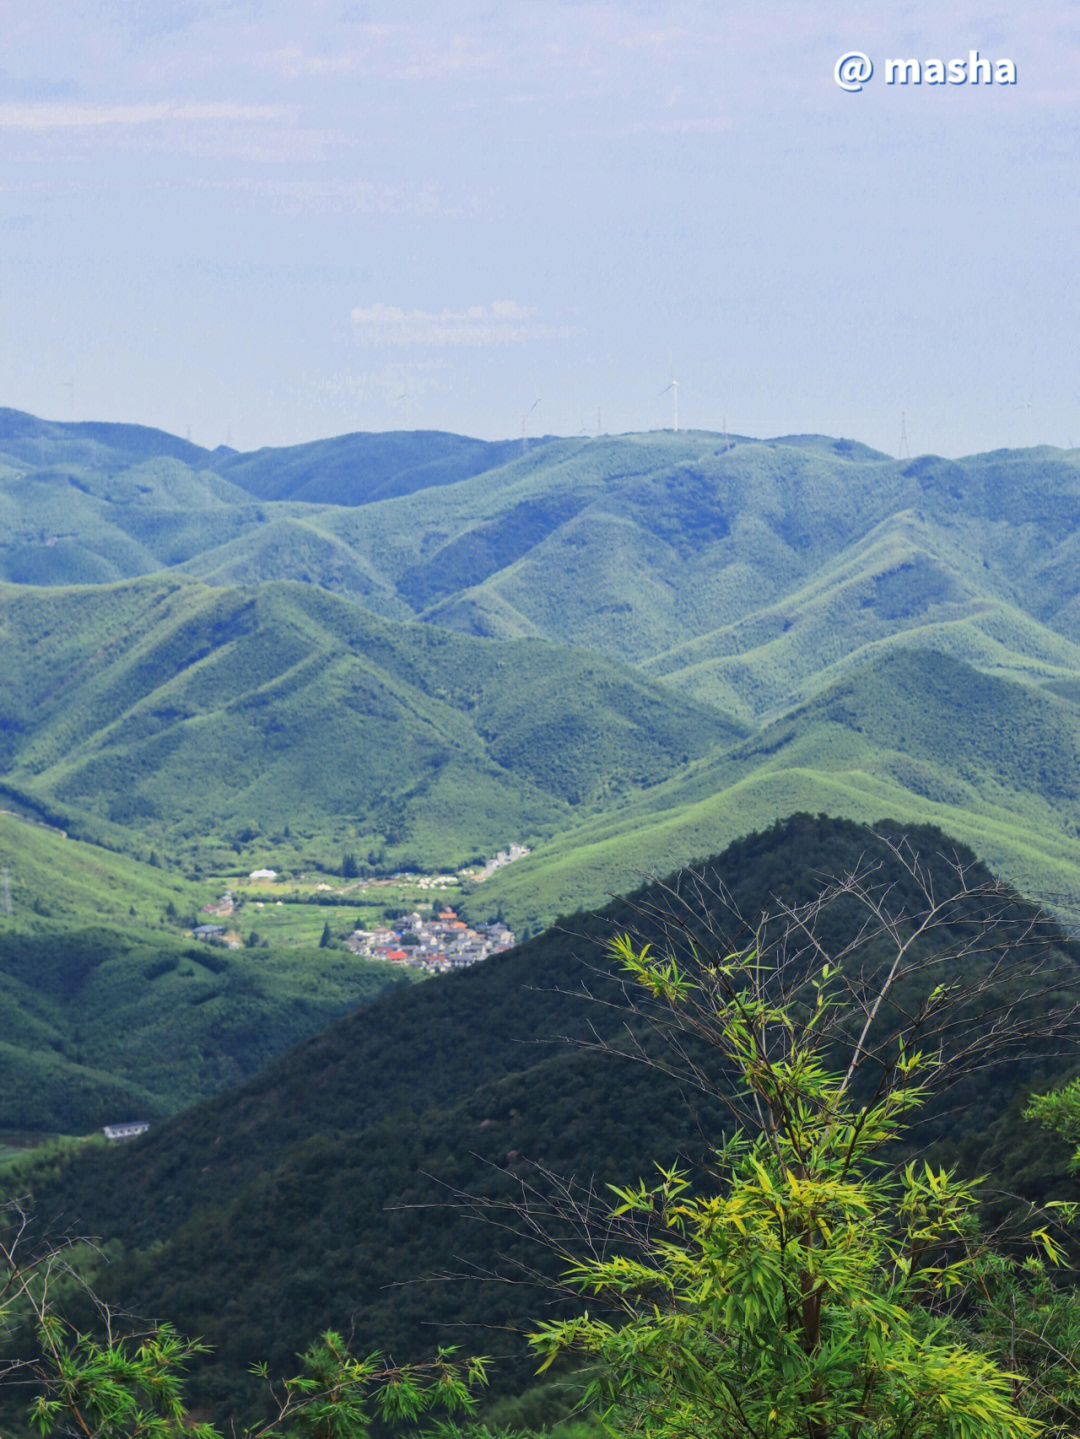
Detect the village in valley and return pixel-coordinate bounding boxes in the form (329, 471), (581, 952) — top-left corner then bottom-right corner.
(191, 843), (527, 968)
(346, 907), (515, 974)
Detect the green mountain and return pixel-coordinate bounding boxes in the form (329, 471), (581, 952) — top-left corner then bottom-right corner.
(5, 411), (1080, 927)
(0, 408), (215, 471)
(6, 408), (1080, 1427)
(459, 646), (1080, 935)
(19, 817), (1080, 1424)
(9, 411), (1080, 1153)
(215, 429), (524, 505)
(7, 412), (1080, 690)
(6, 413), (1079, 687)
(0, 813), (411, 1132)
(0, 574), (739, 872)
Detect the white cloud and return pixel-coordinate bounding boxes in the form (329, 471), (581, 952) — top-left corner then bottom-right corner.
(200, 176), (453, 215)
(350, 302), (583, 345)
(0, 101), (292, 128)
(265, 30), (498, 81)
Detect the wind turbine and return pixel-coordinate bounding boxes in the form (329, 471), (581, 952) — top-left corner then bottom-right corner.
(1014, 388), (1034, 449)
(659, 372), (679, 432)
(394, 362), (412, 411)
(521, 396), (540, 451)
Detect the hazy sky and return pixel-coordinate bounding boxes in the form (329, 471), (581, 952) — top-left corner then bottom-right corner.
(3, 1), (1078, 455)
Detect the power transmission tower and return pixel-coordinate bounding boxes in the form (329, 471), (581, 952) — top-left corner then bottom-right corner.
(898, 412), (910, 459)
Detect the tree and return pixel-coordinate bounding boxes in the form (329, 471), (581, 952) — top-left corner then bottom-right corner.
(1, 1200), (488, 1439)
(525, 840), (1080, 1439)
(28, 1327), (485, 1439)
(319, 921), (332, 949)
(1025, 1079), (1080, 1164)
(966, 1076), (1080, 1433)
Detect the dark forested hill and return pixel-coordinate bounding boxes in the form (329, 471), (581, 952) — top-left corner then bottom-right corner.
(21, 816), (1080, 1422)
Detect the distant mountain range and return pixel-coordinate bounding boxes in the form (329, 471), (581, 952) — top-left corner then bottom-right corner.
(3, 409), (1080, 927)
(6, 414), (1080, 1431)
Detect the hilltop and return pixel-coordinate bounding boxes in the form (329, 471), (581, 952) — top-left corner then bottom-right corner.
(20, 816), (1080, 1423)
(4, 413), (1080, 923)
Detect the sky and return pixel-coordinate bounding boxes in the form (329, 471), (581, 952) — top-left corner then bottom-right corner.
(2, 0), (1079, 456)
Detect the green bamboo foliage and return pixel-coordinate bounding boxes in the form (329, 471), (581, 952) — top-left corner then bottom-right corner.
(531, 934), (1050, 1439)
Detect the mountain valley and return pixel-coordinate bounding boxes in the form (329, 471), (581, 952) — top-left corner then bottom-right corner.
(5, 413), (1080, 1427)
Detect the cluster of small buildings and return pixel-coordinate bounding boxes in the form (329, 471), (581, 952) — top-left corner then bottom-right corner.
(201, 889), (237, 917)
(192, 921), (242, 947)
(472, 843), (530, 882)
(347, 907), (515, 973)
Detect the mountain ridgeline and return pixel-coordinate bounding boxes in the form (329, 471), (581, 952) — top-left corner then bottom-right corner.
(4, 410), (1080, 924)
(6, 415), (1080, 1429)
(19, 816), (1080, 1423)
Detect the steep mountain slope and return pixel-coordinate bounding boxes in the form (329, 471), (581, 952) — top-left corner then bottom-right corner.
(24, 817), (1080, 1421)
(0, 453), (264, 588)
(0, 576), (740, 870)
(0, 814), (411, 1131)
(468, 649), (1080, 932)
(641, 509), (1080, 721)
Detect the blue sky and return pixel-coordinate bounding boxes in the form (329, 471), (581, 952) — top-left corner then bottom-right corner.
(2, 1), (1078, 455)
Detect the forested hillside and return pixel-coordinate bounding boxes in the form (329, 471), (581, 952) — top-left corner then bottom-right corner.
(5, 412), (1080, 926)
(6, 413), (1080, 714)
(19, 817), (1080, 1423)
(0, 575), (737, 871)
(6, 416), (1080, 1435)
(0, 814), (412, 1131)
